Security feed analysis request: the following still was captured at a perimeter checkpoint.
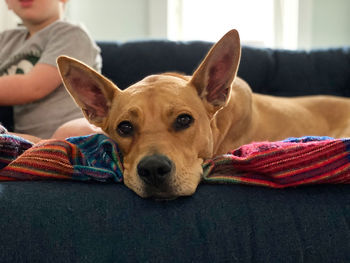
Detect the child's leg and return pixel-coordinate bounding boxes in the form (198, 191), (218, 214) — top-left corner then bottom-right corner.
(2, 118), (101, 143)
(9, 132), (42, 143)
(0, 123), (41, 143)
(51, 118), (103, 140)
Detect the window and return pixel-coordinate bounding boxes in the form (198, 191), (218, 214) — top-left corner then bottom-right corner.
(167, 0), (275, 47)
(167, 0), (302, 49)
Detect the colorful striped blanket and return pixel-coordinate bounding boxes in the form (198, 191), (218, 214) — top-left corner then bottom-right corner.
(0, 129), (349, 187)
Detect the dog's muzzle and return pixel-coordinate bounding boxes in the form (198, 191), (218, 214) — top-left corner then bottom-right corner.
(137, 154), (174, 189)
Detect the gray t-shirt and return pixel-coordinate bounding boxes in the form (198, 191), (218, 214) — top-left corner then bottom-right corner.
(0, 20), (102, 138)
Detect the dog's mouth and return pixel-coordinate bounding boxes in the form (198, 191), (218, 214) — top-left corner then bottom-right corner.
(142, 182), (180, 200)
(124, 153), (203, 199)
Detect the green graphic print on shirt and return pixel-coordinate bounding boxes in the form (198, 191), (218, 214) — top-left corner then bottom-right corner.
(2, 55), (40, 76)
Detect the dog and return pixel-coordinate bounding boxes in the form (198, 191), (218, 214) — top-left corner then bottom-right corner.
(57, 29), (350, 199)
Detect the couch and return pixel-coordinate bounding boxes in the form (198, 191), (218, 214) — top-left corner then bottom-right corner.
(0, 40), (349, 263)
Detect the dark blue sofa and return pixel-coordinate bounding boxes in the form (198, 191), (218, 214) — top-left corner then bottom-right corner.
(0, 40), (349, 263)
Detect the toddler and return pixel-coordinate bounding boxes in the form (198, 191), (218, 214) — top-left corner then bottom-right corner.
(0, 0), (102, 139)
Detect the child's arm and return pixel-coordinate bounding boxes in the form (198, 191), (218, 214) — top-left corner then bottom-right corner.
(0, 63), (62, 105)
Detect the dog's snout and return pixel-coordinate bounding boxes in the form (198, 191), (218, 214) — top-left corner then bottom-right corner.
(137, 155), (173, 186)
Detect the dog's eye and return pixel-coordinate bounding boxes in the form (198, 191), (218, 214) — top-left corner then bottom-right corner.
(174, 114), (194, 131)
(117, 121), (134, 137)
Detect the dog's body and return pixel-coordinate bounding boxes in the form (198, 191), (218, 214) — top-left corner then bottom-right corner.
(57, 29), (350, 199)
(213, 78), (350, 153)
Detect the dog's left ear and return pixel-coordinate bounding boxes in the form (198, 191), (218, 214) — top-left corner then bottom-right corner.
(57, 56), (120, 128)
(190, 29), (241, 112)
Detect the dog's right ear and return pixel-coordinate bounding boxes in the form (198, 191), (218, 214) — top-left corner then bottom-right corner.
(57, 56), (120, 128)
(190, 29), (241, 114)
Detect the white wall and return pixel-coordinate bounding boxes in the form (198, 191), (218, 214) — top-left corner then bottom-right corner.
(310, 0), (350, 48)
(298, 0), (350, 49)
(0, 1), (19, 31)
(66, 0), (166, 41)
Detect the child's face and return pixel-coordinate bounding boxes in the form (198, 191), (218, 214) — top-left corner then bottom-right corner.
(6, 0), (66, 27)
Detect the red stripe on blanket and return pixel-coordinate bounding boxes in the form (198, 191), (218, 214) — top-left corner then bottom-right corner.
(0, 131), (349, 188)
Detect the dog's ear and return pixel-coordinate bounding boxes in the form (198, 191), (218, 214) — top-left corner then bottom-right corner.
(190, 29), (241, 112)
(57, 56), (120, 128)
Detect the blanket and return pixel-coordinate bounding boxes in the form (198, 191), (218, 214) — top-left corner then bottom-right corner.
(0, 129), (349, 187)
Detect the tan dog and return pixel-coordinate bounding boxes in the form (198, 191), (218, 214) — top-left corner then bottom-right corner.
(57, 29), (350, 199)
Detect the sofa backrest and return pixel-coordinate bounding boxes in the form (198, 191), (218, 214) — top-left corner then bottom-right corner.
(98, 40), (350, 97)
(98, 40), (212, 90)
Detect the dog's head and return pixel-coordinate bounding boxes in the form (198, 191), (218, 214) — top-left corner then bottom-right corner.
(57, 29), (241, 198)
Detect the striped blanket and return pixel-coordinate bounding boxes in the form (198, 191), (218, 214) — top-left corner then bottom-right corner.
(0, 130), (349, 187)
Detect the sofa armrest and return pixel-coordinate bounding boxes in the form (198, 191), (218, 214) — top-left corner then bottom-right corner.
(0, 182), (348, 262)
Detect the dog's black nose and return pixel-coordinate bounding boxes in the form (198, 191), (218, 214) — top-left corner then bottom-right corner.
(137, 155), (173, 186)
